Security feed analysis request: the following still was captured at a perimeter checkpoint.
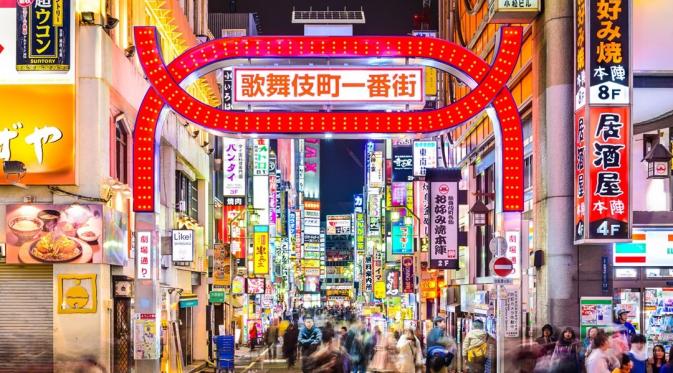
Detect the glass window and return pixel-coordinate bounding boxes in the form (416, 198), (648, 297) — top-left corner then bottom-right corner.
(115, 118), (129, 184)
(646, 268), (673, 278)
(524, 156), (533, 190)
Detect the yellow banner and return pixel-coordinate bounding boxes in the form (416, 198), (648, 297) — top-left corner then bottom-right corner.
(0, 85), (75, 185)
(253, 227), (269, 274)
(374, 281), (386, 299)
(425, 67), (437, 96)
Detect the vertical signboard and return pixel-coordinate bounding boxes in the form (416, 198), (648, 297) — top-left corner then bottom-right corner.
(428, 169), (460, 269)
(586, 107), (630, 239)
(385, 270), (400, 296)
(222, 138), (246, 197)
(136, 231), (152, 279)
(503, 286), (521, 338)
(16, 0), (71, 71)
(364, 255), (373, 292)
(253, 225), (269, 274)
(414, 180), (430, 249)
(401, 256), (414, 294)
(392, 140), (414, 182)
(392, 222), (413, 255)
(504, 231), (521, 278)
(413, 141), (437, 177)
(253, 139), (269, 176)
(368, 150), (384, 188)
(213, 243), (232, 287)
(222, 69), (233, 110)
(574, 0), (630, 242)
(304, 139), (320, 199)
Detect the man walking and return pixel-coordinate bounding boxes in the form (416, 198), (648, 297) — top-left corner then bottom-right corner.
(266, 318), (280, 360)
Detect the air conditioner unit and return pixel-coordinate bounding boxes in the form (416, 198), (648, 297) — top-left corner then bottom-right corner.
(177, 200), (186, 212)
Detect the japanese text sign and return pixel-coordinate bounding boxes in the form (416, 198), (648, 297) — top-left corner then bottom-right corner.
(326, 215), (351, 235)
(0, 84), (74, 184)
(575, 0), (587, 108)
(574, 110), (587, 241)
(401, 256), (414, 294)
(246, 277), (265, 294)
(222, 138), (246, 196)
(385, 270), (400, 296)
(253, 225), (269, 274)
(222, 69), (233, 110)
(392, 142), (414, 182)
(136, 231), (152, 279)
(504, 231), (521, 278)
(429, 179), (459, 269)
(213, 243), (231, 287)
(586, 107), (630, 239)
(253, 139), (269, 176)
(16, 0), (71, 72)
(364, 256), (373, 292)
(588, 0), (629, 105)
(392, 222), (414, 255)
(233, 67), (424, 104)
(413, 141), (437, 177)
(502, 286), (521, 338)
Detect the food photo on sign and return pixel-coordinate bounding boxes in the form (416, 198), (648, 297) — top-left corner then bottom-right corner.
(5, 204), (104, 264)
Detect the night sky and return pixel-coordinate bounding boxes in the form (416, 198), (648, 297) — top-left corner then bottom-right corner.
(210, 0), (438, 216)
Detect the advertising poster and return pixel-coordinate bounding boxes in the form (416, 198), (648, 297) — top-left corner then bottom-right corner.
(171, 229), (193, 262)
(253, 225), (269, 275)
(0, 85), (75, 184)
(402, 256), (414, 294)
(586, 106), (630, 240)
(222, 138), (246, 197)
(232, 276), (245, 294)
(213, 243), (231, 287)
(6, 204), (105, 264)
(574, 0), (587, 109)
(429, 180), (459, 269)
(579, 297), (613, 338)
(133, 313), (159, 360)
(326, 215), (352, 235)
(16, 0), (71, 71)
(304, 276), (320, 292)
(246, 278), (265, 294)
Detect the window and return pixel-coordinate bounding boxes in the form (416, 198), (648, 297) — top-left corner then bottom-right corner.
(114, 116), (129, 184)
(524, 155), (533, 190)
(175, 171), (199, 220)
(643, 133), (659, 158)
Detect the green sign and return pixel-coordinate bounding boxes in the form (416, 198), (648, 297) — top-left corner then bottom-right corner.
(209, 291), (225, 304)
(179, 298), (199, 308)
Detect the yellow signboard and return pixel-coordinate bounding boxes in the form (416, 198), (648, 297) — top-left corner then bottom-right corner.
(57, 274), (97, 314)
(374, 281), (386, 299)
(424, 67), (437, 96)
(302, 259), (321, 268)
(0, 85), (75, 184)
(253, 226), (269, 274)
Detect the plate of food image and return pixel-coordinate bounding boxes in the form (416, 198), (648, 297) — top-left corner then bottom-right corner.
(20, 233), (92, 263)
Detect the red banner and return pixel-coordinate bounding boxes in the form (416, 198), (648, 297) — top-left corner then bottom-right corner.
(574, 110), (587, 241)
(586, 106), (630, 240)
(223, 205), (246, 259)
(402, 256), (414, 294)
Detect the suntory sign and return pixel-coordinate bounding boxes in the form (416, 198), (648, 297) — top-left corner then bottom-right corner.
(233, 67), (424, 104)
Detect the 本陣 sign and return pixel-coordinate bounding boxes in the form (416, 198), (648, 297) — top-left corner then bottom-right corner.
(16, 0), (71, 71)
(585, 107), (630, 240)
(0, 85), (74, 184)
(253, 225), (269, 274)
(429, 178), (459, 269)
(222, 138), (246, 196)
(233, 67), (424, 104)
(587, 0), (629, 105)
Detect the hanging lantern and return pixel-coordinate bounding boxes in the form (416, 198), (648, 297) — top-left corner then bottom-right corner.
(469, 199), (489, 226)
(644, 143), (673, 179)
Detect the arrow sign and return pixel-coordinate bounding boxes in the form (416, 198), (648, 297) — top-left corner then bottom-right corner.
(492, 256), (514, 277)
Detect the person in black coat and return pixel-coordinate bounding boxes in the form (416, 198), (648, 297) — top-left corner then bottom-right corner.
(283, 323), (299, 368)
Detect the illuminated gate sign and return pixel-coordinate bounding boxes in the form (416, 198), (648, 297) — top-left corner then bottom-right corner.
(233, 67), (424, 104)
(132, 28), (526, 215)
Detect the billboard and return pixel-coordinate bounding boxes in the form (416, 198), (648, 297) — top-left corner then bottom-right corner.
(326, 215), (352, 235)
(222, 138), (246, 196)
(392, 141), (414, 182)
(233, 67), (424, 104)
(213, 243), (231, 287)
(401, 256), (414, 294)
(253, 225), (269, 274)
(253, 139), (269, 176)
(413, 141), (437, 177)
(392, 222), (413, 255)
(304, 138), (320, 199)
(429, 178), (459, 269)
(5, 204), (106, 264)
(253, 175), (269, 225)
(246, 278), (265, 294)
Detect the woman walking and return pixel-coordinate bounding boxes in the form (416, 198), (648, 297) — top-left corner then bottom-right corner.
(397, 329), (422, 373)
(283, 323), (299, 368)
(369, 331), (399, 372)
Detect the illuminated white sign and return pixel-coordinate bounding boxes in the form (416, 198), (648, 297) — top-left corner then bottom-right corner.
(222, 138), (246, 196)
(413, 141), (437, 177)
(234, 67), (424, 104)
(172, 230), (194, 262)
(136, 231), (152, 279)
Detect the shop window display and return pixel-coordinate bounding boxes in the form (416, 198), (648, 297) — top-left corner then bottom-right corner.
(645, 288), (673, 353)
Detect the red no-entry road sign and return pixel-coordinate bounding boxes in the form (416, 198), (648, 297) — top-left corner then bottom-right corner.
(492, 257), (514, 277)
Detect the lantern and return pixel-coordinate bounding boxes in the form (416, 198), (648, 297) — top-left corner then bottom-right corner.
(470, 199), (489, 226)
(644, 143), (673, 179)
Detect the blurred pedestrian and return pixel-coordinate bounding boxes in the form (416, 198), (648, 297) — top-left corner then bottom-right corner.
(462, 319), (487, 373)
(626, 334), (647, 373)
(249, 324), (258, 351)
(536, 324), (557, 357)
(550, 327), (580, 372)
(397, 329), (423, 373)
(340, 326), (348, 349)
(299, 317), (323, 368)
(369, 331), (399, 372)
(581, 327), (599, 369)
(283, 322), (299, 368)
(586, 331), (612, 373)
(266, 319), (279, 360)
(302, 326), (350, 373)
(612, 353), (633, 373)
(649, 344), (666, 373)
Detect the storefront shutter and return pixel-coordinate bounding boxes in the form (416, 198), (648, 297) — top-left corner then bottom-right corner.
(0, 265), (53, 372)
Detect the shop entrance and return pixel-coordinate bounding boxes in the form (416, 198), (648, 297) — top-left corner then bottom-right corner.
(614, 285), (673, 352)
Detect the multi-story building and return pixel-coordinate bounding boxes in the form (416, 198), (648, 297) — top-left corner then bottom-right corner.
(0, 0), (216, 371)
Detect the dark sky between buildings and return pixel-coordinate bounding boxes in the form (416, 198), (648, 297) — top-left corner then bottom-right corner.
(210, 0), (438, 216)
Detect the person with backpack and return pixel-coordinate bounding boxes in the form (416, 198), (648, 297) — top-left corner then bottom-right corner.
(462, 319), (488, 373)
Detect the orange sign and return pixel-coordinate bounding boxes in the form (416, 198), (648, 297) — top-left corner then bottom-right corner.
(0, 84), (75, 184)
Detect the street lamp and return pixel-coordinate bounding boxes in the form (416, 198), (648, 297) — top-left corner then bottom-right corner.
(644, 143), (673, 179)
(470, 199), (489, 226)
